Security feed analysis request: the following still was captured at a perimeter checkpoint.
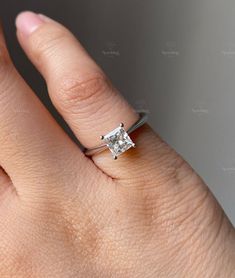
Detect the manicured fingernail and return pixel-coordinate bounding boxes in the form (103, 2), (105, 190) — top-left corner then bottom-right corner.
(16, 11), (45, 36)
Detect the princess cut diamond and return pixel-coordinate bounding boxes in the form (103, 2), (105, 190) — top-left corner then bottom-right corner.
(103, 126), (135, 159)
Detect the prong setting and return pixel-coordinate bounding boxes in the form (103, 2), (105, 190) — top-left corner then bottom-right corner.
(103, 125), (134, 159)
(84, 113), (148, 159)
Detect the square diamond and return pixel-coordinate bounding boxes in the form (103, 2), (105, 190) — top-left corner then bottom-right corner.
(103, 126), (135, 158)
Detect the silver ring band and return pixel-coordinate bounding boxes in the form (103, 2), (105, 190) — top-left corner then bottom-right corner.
(84, 112), (148, 158)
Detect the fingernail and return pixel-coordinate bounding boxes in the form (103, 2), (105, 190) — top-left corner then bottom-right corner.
(16, 11), (45, 36)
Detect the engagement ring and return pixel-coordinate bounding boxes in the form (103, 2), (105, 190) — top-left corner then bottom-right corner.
(84, 112), (148, 159)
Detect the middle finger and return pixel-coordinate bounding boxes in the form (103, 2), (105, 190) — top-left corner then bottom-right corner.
(0, 25), (85, 196)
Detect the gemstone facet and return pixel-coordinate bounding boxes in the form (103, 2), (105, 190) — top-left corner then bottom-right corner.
(103, 126), (135, 158)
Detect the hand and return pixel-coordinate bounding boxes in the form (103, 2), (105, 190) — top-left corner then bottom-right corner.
(0, 11), (233, 277)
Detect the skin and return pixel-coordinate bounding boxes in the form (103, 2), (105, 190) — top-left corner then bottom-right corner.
(0, 11), (233, 277)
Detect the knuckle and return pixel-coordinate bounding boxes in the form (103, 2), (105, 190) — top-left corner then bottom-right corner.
(61, 205), (101, 259)
(0, 248), (33, 277)
(0, 225), (34, 277)
(56, 73), (111, 113)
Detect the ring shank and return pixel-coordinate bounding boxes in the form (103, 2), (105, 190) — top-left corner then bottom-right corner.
(84, 112), (148, 156)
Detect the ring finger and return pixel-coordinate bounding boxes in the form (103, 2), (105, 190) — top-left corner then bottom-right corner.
(16, 11), (159, 179)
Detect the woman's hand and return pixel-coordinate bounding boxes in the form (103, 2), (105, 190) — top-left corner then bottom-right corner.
(0, 11), (233, 277)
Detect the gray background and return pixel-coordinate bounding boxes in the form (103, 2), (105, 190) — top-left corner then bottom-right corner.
(1, 0), (235, 224)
